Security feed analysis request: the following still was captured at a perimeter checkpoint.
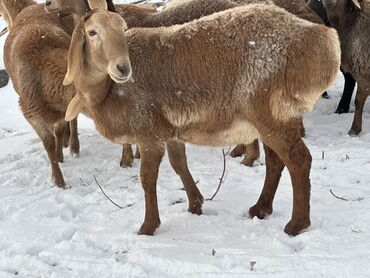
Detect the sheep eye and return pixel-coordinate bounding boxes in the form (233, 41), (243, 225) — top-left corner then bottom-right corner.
(88, 30), (97, 37)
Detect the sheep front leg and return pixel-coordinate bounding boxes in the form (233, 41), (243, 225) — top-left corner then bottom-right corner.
(62, 120), (70, 148)
(68, 119), (80, 156)
(166, 140), (203, 215)
(54, 121), (68, 163)
(120, 144), (134, 167)
(137, 142), (165, 235)
(260, 125), (311, 236)
(29, 119), (65, 187)
(249, 143), (284, 219)
(348, 85), (368, 136)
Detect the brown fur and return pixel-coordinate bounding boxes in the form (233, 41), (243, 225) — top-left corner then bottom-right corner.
(48, 0), (324, 168)
(3, 3), (79, 187)
(0, 0), (34, 28)
(322, 0), (370, 135)
(65, 7), (340, 236)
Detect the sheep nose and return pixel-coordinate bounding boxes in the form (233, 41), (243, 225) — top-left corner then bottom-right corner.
(117, 64), (131, 78)
(45, 1), (52, 6)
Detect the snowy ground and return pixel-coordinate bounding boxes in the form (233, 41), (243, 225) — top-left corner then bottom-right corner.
(1, 3), (370, 278)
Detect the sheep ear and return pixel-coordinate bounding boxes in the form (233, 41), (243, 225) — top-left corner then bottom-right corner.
(63, 18), (85, 86)
(65, 95), (83, 121)
(352, 0), (361, 9)
(87, 0), (108, 10)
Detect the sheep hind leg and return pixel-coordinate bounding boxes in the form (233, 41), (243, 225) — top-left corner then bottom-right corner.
(137, 142), (165, 235)
(68, 118), (80, 156)
(241, 139), (260, 167)
(120, 144), (134, 167)
(249, 143), (284, 219)
(259, 125), (311, 236)
(134, 145), (141, 159)
(29, 119), (65, 187)
(54, 121), (67, 163)
(166, 140), (203, 215)
(348, 85), (369, 136)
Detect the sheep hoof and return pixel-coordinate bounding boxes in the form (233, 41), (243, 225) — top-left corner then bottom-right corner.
(120, 160), (133, 168)
(335, 107), (349, 114)
(284, 219), (310, 236)
(52, 176), (66, 188)
(230, 145), (246, 157)
(138, 221), (160, 236)
(188, 197), (204, 215)
(56, 153), (64, 163)
(241, 157), (256, 167)
(348, 128), (361, 137)
(248, 204), (272, 219)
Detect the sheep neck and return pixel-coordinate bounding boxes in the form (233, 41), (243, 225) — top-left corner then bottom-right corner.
(77, 74), (112, 110)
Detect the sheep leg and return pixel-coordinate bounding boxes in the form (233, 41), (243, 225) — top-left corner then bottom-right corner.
(68, 119), (80, 156)
(29, 119), (65, 187)
(230, 144), (246, 157)
(241, 139), (260, 167)
(134, 145), (141, 159)
(166, 140), (203, 215)
(120, 144), (134, 167)
(54, 121), (67, 163)
(260, 125), (311, 236)
(249, 143), (284, 219)
(348, 85), (368, 136)
(335, 71), (356, 114)
(137, 142), (165, 235)
(62, 121), (70, 148)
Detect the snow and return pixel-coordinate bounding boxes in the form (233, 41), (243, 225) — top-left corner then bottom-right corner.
(1, 2), (370, 278)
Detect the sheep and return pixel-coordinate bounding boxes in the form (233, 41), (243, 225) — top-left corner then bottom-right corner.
(0, 0), (80, 165)
(63, 5), (340, 236)
(2, 2), (81, 187)
(45, 0), (323, 169)
(319, 0), (370, 135)
(4, 2), (204, 218)
(308, 0), (357, 114)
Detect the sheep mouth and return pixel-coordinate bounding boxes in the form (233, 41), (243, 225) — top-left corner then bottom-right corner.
(110, 74), (130, 84)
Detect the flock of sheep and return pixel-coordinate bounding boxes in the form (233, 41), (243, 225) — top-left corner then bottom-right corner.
(0, 0), (368, 237)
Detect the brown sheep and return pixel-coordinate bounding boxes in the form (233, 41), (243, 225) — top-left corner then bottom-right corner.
(0, 0), (80, 168)
(321, 0), (370, 136)
(64, 5), (340, 236)
(45, 0), (322, 168)
(3, 3), (80, 187)
(3, 3), (203, 221)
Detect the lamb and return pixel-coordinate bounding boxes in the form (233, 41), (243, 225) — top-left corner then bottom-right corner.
(63, 5), (340, 236)
(0, 0), (80, 170)
(319, 0), (370, 135)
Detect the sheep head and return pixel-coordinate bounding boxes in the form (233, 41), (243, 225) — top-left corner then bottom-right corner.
(64, 9), (131, 86)
(64, 10), (131, 120)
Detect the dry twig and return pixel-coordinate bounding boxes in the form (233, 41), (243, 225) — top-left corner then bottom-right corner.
(93, 174), (134, 209)
(207, 146), (231, 201)
(329, 189), (349, 201)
